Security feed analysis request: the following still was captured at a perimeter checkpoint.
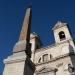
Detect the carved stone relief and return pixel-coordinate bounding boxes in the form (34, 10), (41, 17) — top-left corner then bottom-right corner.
(56, 63), (63, 68)
(36, 67), (57, 75)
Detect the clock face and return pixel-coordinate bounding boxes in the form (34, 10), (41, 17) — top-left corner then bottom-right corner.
(61, 45), (69, 54)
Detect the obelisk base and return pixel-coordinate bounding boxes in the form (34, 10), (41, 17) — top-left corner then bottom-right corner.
(3, 52), (35, 75)
(13, 40), (31, 58)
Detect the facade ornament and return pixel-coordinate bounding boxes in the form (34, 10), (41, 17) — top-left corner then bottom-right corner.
(68, 64), (74, 73)
(56, 63), (63, 68)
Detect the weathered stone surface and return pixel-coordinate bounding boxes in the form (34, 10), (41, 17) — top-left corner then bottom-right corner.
(3, 54), (35, 75)
(13, 7), (32, 58)
(13, 40), (31, 57)
(13, 41), (27, 52)
(19, 7), (32, 43)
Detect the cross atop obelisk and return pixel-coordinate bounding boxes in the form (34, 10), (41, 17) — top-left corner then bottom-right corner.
(13, 5), (32, 58)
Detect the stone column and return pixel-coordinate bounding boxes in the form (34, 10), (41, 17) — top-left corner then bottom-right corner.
(3, 54), (35, 75)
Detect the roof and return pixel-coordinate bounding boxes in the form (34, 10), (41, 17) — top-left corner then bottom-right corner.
(30, 32), (43, 46)
(52, 21), (68, 31)
(30, 32), (40, 39)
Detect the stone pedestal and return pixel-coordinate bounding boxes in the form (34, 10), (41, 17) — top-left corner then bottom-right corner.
(13, 40), (31, 58)
(3, 52), (35, 75)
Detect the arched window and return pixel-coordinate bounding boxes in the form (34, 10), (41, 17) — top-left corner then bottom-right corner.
(59, 31), (66, 41)
(38, 54), (53, 63)
(38, 57), (41, 63)
(43, 54), (48, 62)
(50, 54), (53, 60)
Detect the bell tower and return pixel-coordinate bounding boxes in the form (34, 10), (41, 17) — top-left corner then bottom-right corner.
(30, 32), (42, 62)
(52, 21), (72, 44)
(52, 21), (75, 55)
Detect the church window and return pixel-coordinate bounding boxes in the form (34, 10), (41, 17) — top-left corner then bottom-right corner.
(59, 31), (66, 41)
(43, 54), (48, 62)
(38, 57), (41, 63)
(50, 54), (53, 60)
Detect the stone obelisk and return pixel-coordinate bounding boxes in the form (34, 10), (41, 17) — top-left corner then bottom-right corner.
(13, 5), (32, 58)
(3, 5), (35, 75)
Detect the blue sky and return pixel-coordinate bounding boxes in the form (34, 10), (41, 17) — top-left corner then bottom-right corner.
(0, 0), (75, 73)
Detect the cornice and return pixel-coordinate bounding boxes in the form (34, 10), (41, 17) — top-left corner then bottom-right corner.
(35, 39), (73, 53)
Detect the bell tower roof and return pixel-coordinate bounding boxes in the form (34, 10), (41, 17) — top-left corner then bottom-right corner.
(30, 32), (42, 46)
(52, 21), (68, 31)
(30, 32), (40, 39)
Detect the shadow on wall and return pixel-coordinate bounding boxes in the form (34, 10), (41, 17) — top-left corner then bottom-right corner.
(23, 56), (35, 75)
(68, 41), (75, 75)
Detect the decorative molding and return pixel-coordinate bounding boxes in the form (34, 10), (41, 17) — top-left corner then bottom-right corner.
(56, 63), (63, 68)
(35, 39), (73, 53)
(36, 66), (57, 74)
(52, 21), (67, 31)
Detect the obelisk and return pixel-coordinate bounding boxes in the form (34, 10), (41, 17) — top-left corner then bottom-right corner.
(3, 5), (35, 75)
(13, 5), (32, 58)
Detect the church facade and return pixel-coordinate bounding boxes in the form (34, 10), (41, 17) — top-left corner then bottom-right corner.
(2, 6), (75, 75)
(30, 21), (75, 75)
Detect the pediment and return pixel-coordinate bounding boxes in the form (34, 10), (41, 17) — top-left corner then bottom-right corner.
(36, 66), (57, 74)
(52, 21), (67, 31)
